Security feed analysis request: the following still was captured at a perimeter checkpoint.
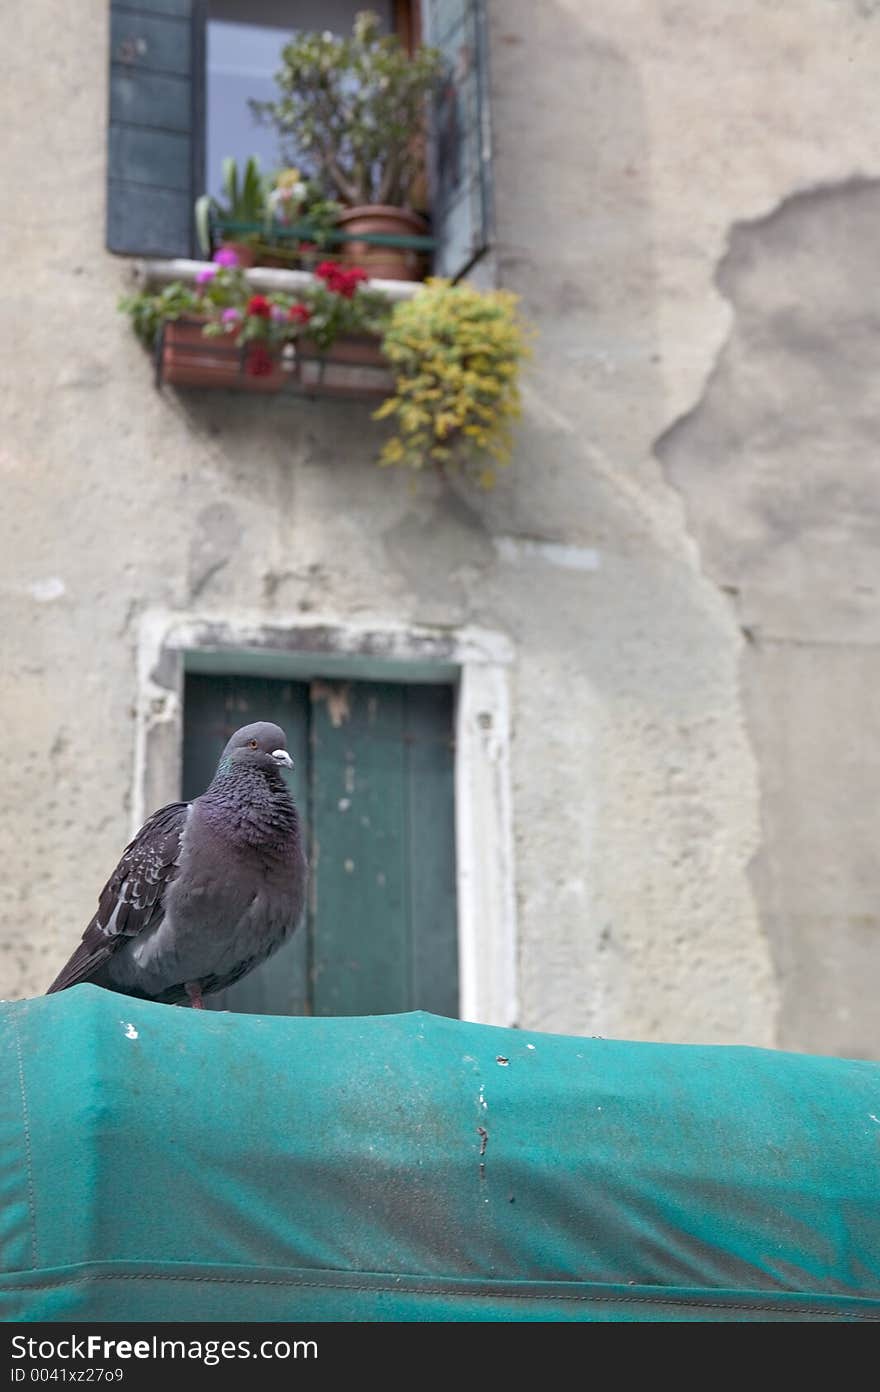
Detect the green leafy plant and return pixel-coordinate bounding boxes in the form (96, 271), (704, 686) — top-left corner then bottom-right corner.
(119, 254), (391, 373)
(118, 279), (207, 346)
(195, 155), (269, 257)
(266, 168), (340, 238)
(374, 280), (533, 488)
(196, 161), (344, 266)
(258, 166), (342, 266)
(119, 263), (532, 485)
(250, 10), (443, 208)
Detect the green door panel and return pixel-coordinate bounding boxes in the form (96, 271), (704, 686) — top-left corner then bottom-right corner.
(405, 685), (458, 1018)
(182, 673), (311, 1015)
(310, 681), (411, 1016)
(181, 672), (458, 1018)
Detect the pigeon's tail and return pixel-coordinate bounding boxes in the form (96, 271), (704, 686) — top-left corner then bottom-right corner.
(45, 927), (113, 994)
(46, 800), (188, 998)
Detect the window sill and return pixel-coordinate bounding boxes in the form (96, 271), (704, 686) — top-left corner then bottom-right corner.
(132, 258), (423, 303)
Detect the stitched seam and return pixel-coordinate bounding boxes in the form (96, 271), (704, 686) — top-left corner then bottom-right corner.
(5, 1272), (879, 1319)
(10, 1015), (38, 1270)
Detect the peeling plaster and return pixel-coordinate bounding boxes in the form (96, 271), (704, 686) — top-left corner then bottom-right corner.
(493, 537), (601, 571)
(656, 178), (880, 1056)
(6, 577), (67, 602)
(188, 502), (242, 601)
(312, 680), (352, 728)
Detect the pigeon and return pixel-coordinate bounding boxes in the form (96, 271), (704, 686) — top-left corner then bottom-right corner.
(46, 721), (307, 1008)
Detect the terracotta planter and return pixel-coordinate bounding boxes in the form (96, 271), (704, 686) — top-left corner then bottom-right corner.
(156, 321), (391, 399)
(336, 205), (428, 282)
(159, 319), (288, 392)
(294, 334), (393, 397)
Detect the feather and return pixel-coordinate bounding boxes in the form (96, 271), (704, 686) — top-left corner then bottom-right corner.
(46, 722), (307, 1006)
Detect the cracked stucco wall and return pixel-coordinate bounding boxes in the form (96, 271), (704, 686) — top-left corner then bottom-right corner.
(1, 0), (877, 1052)
(658, 181), (880, 1057)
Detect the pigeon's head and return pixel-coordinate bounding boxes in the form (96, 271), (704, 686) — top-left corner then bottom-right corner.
(217, 722), (294, 779)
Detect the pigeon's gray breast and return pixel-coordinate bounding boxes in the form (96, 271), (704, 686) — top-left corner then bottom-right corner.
(102, 799), (304, 1001)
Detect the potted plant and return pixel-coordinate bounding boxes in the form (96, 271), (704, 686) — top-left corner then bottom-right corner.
(196, 162), (343, 270)
(119, 266), (533, 471)
(251, 10), (443, 281)
(119, 252), (394, 395)
(195, 156), (268, 267)
(374, 280), (533, 489)
(260, 168), (343, 270)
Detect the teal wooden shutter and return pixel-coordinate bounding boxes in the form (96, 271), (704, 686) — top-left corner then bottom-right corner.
(182, 672), (459, 1018)
(421, 0), (493, 280)
(107, 0), (197, 255)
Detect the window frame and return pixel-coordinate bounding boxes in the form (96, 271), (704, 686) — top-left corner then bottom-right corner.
(107, 0), (493, 279)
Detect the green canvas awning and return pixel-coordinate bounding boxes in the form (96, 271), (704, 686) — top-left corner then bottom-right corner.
(2, 986), (878, 1321)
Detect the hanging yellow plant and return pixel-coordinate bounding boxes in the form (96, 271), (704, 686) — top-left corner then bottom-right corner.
(374, 279), (534, 489)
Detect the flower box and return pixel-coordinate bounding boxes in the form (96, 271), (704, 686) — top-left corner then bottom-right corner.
(158, 318), (290, 393)
(156, 319), (393, 399)
(293, 334), (393, 397)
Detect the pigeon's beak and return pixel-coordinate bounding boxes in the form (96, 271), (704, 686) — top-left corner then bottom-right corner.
(272, 749), (294, 770)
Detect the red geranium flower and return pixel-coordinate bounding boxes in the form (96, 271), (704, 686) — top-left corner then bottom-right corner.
(246, 295), (272, 319)
(338, 267), (368, 298)
(288, 304), (311, 324)
(246, 344), (274, 376)
(314, 261), (368, 297)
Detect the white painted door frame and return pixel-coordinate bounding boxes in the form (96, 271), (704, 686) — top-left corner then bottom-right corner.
(133, 611), (518, 1027)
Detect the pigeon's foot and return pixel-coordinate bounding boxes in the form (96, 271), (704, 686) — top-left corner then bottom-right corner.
(185, 981), (205, 1010)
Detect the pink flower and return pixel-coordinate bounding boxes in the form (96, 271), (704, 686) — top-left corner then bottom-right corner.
(270, 304), (287, 322)
(195, 266), (216, 286)
(221, 307), (242, 326)
(213, 246), (240, 268)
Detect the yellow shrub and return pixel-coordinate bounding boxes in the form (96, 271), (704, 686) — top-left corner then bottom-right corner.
(375, 279), (533, 488)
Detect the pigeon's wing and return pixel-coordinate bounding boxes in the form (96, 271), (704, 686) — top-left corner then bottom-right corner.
(46, 801), (189, 993)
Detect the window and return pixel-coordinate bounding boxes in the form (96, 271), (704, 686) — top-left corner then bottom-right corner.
(182, 670), (459, 1017)
(107, 0), (493, 278)
(205, 0), (395, 202)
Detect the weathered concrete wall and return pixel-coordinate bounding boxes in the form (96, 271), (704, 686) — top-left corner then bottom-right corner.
(659, 183), (880, 1057)
(2, 0), (878, 1052)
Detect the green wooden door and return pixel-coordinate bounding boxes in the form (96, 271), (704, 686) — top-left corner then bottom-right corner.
(182, 673), (311, 1016)
(182, 672), (459, 1018)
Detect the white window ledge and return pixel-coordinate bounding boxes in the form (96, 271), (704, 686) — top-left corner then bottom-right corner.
(133, 258), (424, 303)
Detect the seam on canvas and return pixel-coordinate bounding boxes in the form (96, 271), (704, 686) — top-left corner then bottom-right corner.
(4, 1270), (879, 1319)
(11, 1015), (38, 1270)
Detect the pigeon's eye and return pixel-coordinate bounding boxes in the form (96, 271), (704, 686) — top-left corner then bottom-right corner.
(248, 739), (258, 748)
